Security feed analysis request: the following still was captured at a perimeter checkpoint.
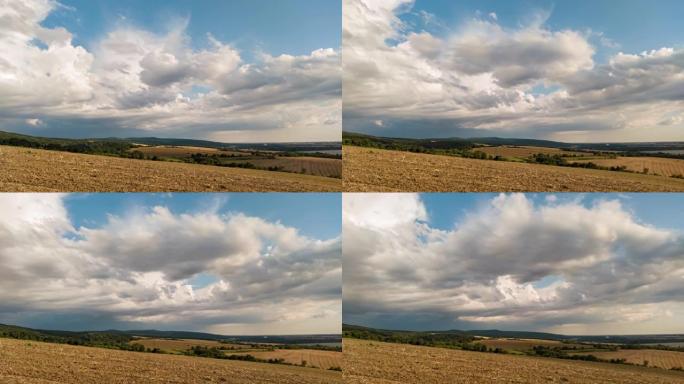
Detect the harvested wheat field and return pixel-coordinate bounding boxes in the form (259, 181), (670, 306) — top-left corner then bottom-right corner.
(570, 156), (684, 177)
(0, 145), (340, 192)
(0, 338), (341, 384)
(343, 146), (684, 192)
(478, 338), (584, 352)
(477, 146), (589, 159)
(248, 157), (342, 178)
(133, 338), (250, 353)
(233, 349), (342, 370)
(572, 349), (684, 370)
(343, 339), (684, 384)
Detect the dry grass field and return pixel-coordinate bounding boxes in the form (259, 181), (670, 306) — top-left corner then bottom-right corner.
(343, 146), (684, 192)
(133, 338), (249, 353)
(571, 349), (684, 370)
(0, 338), (342, 384)
(343, 339), (684, 384)
(232, 349), (342, 370)
(0, 145), (340, 192)
(570, 156), (684, 177)
(477, 146), (589, 159)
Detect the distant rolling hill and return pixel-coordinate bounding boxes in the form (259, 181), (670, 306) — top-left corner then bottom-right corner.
(343, 324), (684, 345)
(0, 323), (340, 346)
(343, 131), (684, 153)
(0, 130), (341, 153)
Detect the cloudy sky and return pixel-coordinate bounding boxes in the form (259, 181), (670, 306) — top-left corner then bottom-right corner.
(0, 0), (340, 142)
(343, 0), (684, 142)
(343, 193), (684, 335)
(0, 193), (341, 335)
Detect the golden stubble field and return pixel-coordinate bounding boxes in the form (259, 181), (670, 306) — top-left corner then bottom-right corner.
(0, 338), (342, 384)
(232, 349), (342, 370)
(133, 338), (342, 369)
(343, 339), (684, 384)
(570, 156), (684, 177)
(478, 338), (587, 352)
(133, 146), (342, 178)
(477, 146), (589, 159)
(0, 145), (340, 192)
(572, 349), (684, 370)
(247, 157), (342, 178)
(343, 146), (684, 192)
(133, 338), (250, 353)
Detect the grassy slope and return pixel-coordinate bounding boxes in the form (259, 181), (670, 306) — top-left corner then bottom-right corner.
(343, 146), (684, 192)
(0, 145), (340, 192)
(344, 338), (684, 384)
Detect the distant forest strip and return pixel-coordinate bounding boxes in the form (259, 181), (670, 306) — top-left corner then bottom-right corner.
(343, 131), (684, 155)
(0, 130), (341, 157)
(343, 324), (477, 349)
(0, 131), (134, 156)
(0, 323), (137, 351)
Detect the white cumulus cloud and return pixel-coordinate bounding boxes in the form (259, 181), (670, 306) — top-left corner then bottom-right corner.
(0, 194), (341, 334)
(342, 0), (684, 142)
(343, 193), (684, 334)
(0, 0), (340, 142)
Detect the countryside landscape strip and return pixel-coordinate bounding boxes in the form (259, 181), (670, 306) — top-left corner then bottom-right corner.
(0, 193), (343, 382)
(344, 324), (684, 371)
(0, 338), (341, 384)
(343, 338), (684, 384)
(0, 132), (342, 191)
(342, 193), (684, 383)
(0, 145), (340, 192)
(343, 145), (684, 192)
(343, 131), (684, 191)
(0, 323), (342, 371)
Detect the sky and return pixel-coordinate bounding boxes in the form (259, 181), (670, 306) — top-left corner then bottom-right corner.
(343, 0), (684, 142)
(0, 0), (341, 142)
(343, 193), (684, 335)
(0, 193), (341, 335)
